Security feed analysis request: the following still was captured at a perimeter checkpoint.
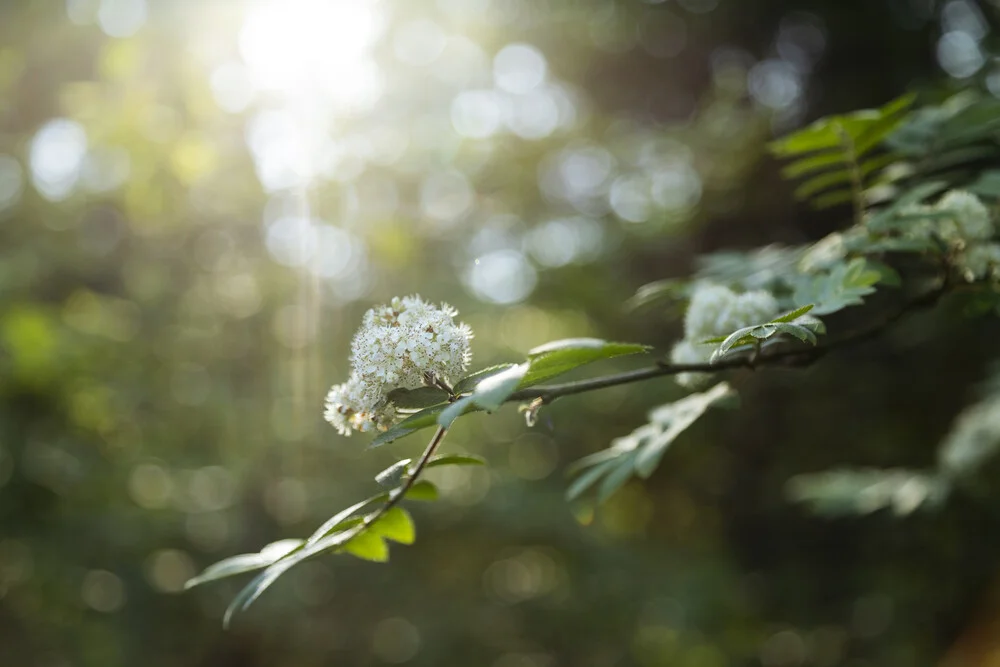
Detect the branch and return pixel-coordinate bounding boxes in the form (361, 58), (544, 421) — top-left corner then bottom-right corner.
(369, 426), (447, 524)
(508, 281), (947, 405)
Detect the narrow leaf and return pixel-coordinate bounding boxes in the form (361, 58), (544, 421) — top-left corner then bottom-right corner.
(453, 364), (519, 395)
(426, 454), (486, 469)
(566, 459), (618, 501)
(521, 339), (650, 387)
(772, 304), (814, 323)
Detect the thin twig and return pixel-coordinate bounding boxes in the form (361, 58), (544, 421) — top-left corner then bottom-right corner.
(368, 426), (447, 526)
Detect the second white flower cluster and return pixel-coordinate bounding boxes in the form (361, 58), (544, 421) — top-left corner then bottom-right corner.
(670, 285), (779, 388)
(324, 295), (473, 436)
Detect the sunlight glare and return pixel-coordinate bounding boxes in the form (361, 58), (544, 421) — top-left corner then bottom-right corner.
(239, 0), (384, 112)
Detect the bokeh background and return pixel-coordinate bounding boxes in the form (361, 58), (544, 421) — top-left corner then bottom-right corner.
(2, 0), (1000, 665)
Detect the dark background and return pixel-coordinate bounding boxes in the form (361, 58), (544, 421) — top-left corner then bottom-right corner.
(1, 0), (999, 665)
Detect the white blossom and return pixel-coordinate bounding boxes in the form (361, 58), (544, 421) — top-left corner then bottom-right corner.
(683, 283), (780, 340)
(323, 372), (397, 436)
(675, 284), (780, 388)
(683, 285), (737, 340)
(350, 295), (473, 405)
(936, 190), (993, 242)
(324, 295), (473, 436)
(670, 339), (713, 388)
(957, 243), (1000, 282)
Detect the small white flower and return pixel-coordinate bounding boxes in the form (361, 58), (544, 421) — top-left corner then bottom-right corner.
(684, 285), (737, 340)
(670, 339), (713, 388)
(957, 243), (1000, 282)
(936, 190), (993, 242)
(323, 373), (397, 436)
(683, 284), (779, 340)
(325, 294), (474, 436)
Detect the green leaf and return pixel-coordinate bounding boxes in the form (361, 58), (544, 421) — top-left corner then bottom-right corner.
(470, 363), (528, 410)
(792, 257), (881, 315)
(437, 395), (476, 428)
(633, 382), (737, 477)
(370, 507), (416, 545)
(426, 454), (486, 468)
(375, 459), (411, 488)
(402, 480), (439, 501)
(223, 558), (298, 629)
(453, 364), (519, 395)
(968, 170), (1000, 199)
(774, 322), (817, 344)
(184, 539), (303, 590)
(772, 304), (814, 323)
(520, 339), (650, 387)
(386, 386), (450, 410)
(342, 531), (390, 562)
(597, 457), (637, 504)
(865, 181), (948, 232)
(566, 459), (617, 501)
(566, 383), (736, 503)
(439, 364), (528, 427)
(369, 405), (452, 448)
(306, 496), (387, 547)
(786, 468), (948, 517)
(812, 189), (854, 210)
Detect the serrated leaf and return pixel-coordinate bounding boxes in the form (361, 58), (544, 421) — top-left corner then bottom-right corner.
(426, 454), (486, 468)
(453, 364), (518, 395)
(774, 322), (817, 344)
(386, 386), (450, 410)
(370, 507), (416, 545)
(633, 382), (736, 477)
(716, 326), (757, 356)
(375, 459), (411, 488)
(342, 530), (390, 562)
(566, 383), (735, 503)
(750, 324), (778, 339)
(772, 304), (814, 323)
(866, 181), (948, 232)
(520, 339), (650, 387)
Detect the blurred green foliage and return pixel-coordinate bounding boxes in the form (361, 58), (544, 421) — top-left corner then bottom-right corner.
(3, 0), (1000, 666)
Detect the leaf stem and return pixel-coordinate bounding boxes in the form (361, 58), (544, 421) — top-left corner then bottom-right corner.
(836, 122), (866, 227)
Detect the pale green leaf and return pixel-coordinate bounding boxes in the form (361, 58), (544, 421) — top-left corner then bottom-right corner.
(370, 506), (416, 545)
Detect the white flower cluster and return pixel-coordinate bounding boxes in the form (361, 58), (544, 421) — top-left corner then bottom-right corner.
(324, 295), (473, 436)
(670, 284), (779, 387)
(905, 189), (999, 282)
